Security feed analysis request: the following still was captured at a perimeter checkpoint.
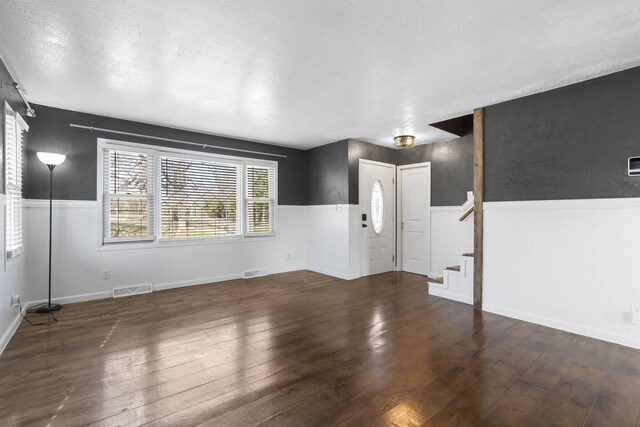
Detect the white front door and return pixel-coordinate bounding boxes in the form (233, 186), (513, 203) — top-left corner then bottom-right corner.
(399, 163), (431, 275)
(360, 160), (395, 276)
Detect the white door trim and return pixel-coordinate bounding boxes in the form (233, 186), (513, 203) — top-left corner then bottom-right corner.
(397, 162), (431, 274)
(359, 158), (397, 169)
(359, 159), (396, 277)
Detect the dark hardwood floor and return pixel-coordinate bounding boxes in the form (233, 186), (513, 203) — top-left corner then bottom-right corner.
(1, 270), (639, 426)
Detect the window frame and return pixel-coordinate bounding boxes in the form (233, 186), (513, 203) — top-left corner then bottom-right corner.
(157, 151), (243, 241)
(97, 138), (278, 249)
(4, 101), (27, 261)
(244, 164), (276, 237)
(102, 145), (156, 244)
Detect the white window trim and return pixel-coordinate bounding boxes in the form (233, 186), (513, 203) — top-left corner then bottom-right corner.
(4, 102), (26, 263)
(243, 164), (276, 237)
(97, 138), (278, 250)
(156, 150), (243, 241)
(102, 144), (156, 244)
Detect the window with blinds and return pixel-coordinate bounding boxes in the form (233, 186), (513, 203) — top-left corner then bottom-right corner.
(103, 148), (154, 242)
(245, 165), (275, 235)
(160, 156), (241, 239)
(4, 102), (25, 258)
(100, 141), (277, 244)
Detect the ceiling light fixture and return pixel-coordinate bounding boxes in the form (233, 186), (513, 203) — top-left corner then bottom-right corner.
(394, 135), (415, 148)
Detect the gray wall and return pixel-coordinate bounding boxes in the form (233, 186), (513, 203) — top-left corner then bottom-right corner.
(23, 103), (474, 207)
(305, 139), (349, 205)
(24, 105), (308, 205)
(484, 66), (640, 202)
(307, 136), (472, 206)
(347, 139), (396, 205)
(1, 57), (27, 194)
(397, 134), (473, 206)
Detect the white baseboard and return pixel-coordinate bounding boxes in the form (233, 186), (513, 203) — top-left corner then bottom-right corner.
(483, 304), (640, 350)
(23, 274), (262, 313)
(28, 290), (113, 307)
(0, 308), (24, 355)
(154, 273), (244, 291)
(267, 266), (306, 276)
(429, 288), (472, 305)
(306, 266), (360, 281)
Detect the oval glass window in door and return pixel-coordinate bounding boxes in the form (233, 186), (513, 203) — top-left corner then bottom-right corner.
(371, 180), (384, 235)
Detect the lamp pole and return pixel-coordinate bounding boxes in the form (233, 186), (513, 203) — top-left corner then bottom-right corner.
(36, 157), (64, 313)
(47, 165), (54, 309)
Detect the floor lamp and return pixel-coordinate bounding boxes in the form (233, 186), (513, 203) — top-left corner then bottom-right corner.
(36, 152), (66, 314)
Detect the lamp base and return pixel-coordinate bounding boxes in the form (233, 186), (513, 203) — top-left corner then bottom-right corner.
(36, 303), (62, 313)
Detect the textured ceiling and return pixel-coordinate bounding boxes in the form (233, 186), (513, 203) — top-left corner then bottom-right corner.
(1, 0), (640, 149)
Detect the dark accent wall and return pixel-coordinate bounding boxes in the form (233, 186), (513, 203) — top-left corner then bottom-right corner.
(0, 56), (27, 194)
(396, 134), (473, 206)
(484, 66), (640, 202)
(347, 139), (396, 204)
(24, 105), (307, 205)
(305, 139), (349, 205)
(23, 103), (474, 207)
(306, 136), (473, 206)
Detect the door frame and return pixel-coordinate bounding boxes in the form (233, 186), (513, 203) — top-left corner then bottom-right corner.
(396, 162), (431, 275)
(359, 159), (397, 277)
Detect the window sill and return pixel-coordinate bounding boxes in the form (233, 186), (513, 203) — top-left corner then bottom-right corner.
(98, 234), (276, 251)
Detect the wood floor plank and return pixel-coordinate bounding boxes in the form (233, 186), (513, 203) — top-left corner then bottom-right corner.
(0, 270), (638, 426)
(482, 380), (548, 425)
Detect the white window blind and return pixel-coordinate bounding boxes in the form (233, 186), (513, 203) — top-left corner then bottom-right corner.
(160, 156), (242, 239)
(4, 103), (24, 258)
(100, 141), (278, 244)
(245, 165), (275, 235)
(103, 148), (154, 242)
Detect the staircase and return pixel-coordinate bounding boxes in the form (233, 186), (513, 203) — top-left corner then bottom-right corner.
(426, 253), (474, 305)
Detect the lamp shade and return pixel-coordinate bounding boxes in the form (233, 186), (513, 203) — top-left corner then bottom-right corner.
(37, 152), (66, 166)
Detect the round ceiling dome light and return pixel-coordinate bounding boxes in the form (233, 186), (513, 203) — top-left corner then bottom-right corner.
(394, 135), (415, 148)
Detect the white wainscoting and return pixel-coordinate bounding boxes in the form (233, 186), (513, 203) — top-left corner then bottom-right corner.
(484, 198), (640, 349)
(306, 204), (361, 280)
(348, 205), (363, 279)
(23, 202), (308, 305)
(0, 196), (28, 354)
(430, 206), (474, 276)
(9, 197), (640, 352)
(305, 205), (474, 281)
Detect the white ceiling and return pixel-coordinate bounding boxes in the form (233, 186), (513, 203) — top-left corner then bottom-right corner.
(1, 1), (640, 149)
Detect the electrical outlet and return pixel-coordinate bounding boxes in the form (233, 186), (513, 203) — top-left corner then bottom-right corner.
(102, 269), (111, 280)
(11, 294), (20, 308)
(286, 252), (291, 261)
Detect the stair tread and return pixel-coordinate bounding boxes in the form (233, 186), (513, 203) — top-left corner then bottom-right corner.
(426, 276), (444, 284)
(445, 265), (461, 272)
(462, 253), (474, 257)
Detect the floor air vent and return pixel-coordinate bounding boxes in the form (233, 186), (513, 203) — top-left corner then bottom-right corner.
(113, 284), (153, 298)
(243, 269), (268, 279)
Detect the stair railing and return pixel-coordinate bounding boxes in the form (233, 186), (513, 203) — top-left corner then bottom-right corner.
(459, 205), (474, 222)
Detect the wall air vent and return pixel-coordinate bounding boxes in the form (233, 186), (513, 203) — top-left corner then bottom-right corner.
(243, 269), (268, 279)
(113, 283), (153, 298)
